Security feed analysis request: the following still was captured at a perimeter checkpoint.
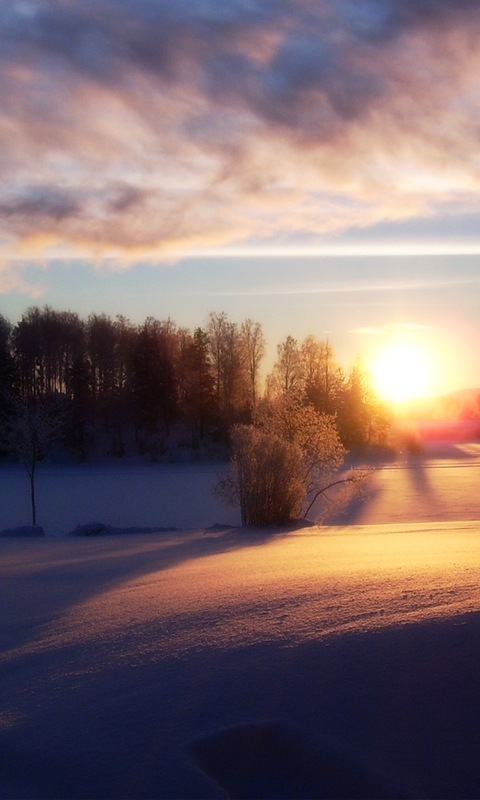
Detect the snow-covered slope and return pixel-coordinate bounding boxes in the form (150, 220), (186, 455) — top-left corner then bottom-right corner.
(2, 522), (480, 798)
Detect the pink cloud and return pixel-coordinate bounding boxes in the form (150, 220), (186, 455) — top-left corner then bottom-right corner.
(2, 0), (480, 262)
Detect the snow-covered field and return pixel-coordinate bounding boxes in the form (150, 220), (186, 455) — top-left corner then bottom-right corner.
(342, 441), (480, 526)
(0, 462), (241, 535)
(2, 443), (480, 798)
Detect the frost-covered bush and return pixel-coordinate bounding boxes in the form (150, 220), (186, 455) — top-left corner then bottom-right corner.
(216, 425), (305, 525)
(216, 395), (348, 526)
(253, 394), (345, 502)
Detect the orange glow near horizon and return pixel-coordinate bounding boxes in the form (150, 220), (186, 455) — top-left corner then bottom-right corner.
(370, 339), (434, 404)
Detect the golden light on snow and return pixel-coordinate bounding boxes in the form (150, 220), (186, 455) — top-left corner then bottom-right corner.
(371, 339), (433, 404)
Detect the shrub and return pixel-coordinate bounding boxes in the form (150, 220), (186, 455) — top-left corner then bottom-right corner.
(216, 425), (305, 526)
(253, 394), (346, 501)
(216, 395), (354, 526)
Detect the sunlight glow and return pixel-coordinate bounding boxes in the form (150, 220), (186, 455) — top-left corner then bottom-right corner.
(371, 340), (433, 404)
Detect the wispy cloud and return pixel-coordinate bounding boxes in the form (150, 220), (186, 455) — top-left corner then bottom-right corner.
(350, 327), (387, 336)
(351, 322), (433, 335)
(179, 274), (480, 298)
(2, 0), (480, 268)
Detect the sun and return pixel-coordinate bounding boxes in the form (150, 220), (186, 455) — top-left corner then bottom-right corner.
(370, 339), (433, 404)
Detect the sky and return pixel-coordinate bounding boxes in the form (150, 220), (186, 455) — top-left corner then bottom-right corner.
(2, 0), (480, 394)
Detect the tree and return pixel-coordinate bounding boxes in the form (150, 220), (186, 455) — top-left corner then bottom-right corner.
(0, 396), (69, 526)
(177, 327), (216, 443)
(130, 319), (178, 457)
(12, 307), (44, 399)
(240, 319), (266, 409)
(87, 313), (118, 429)
(207, 311), (248, 428)
(12, 306), (84, 399)
(301, 336), (344, 415)
(267, 335), (303, 398)
(0, 315), (16, 421)
(338, 361), (391, 449)
(66, 354), (94, 461)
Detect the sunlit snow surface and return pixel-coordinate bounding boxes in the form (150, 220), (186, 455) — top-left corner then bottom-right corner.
(2, 445), (480, 798)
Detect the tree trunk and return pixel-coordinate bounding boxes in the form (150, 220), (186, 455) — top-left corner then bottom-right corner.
(29, 468), (36, 527)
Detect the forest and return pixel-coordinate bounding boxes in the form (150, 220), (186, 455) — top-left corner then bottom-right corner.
(0, 305), (391, 463)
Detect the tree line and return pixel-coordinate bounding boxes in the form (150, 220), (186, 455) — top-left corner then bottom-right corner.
(0, 305), (391, 463)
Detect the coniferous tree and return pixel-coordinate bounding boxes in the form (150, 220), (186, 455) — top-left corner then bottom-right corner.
(1, 305), (393, 462)
(12, 307), (84, 399)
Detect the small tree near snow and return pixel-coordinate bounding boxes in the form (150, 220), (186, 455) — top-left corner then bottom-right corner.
(0, 396), (69, 526)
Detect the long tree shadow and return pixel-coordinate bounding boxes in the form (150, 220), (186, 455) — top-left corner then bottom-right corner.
(1, 523), (299, 652)
(322, 453), (436, 526)
(322, 485), (381, 525)
(321, 474), (383, 525)
(404, 453), (435, 495)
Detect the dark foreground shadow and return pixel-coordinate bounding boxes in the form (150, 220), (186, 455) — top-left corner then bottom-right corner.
(188, 612), (480, 800)
(192, 721), (399, 800)
(3, 611), (480, 798)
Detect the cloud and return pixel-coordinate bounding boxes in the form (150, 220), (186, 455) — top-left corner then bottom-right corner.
(350, 327), (387, 336)
(2, 0), (480, 265)
(0, 257), (45, 296)
(351, 322), (433, 335)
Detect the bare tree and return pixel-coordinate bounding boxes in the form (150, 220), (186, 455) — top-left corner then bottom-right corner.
(0, 396), (69, 526)
(240, 319), (266, 408)
(337, 360), (391, 449)
(267, 335), (303, 398)
(207, 311), (247, 426)
(177, 327), (216, 443)
(300, 336), (344, 414)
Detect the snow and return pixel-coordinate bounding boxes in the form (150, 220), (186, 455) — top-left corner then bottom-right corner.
(0, 525), (44, 537)
(2, 443), (480, 798)
(336, 441), (480, 526)
(0, 463), (240, 536)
